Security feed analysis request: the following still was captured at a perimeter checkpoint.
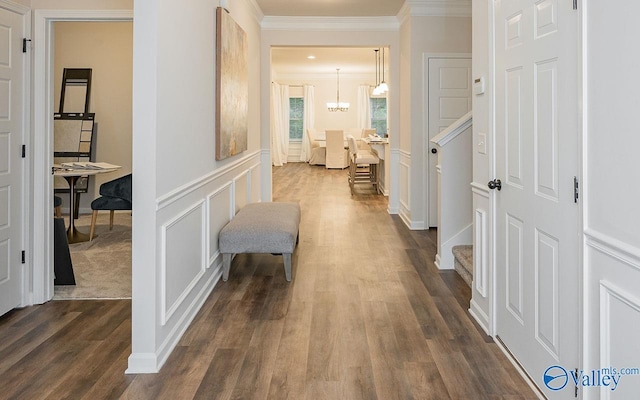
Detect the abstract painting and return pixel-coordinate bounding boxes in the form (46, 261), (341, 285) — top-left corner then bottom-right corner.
(216, 7), (248, 160)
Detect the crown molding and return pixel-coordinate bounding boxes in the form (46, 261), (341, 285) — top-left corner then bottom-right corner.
(244, 0), (264, 24)
(261, 16), (399, 32)
(402, 0), (472, 18)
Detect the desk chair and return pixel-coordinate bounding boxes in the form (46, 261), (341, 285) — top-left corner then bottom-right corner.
(89, 174), (132, 241)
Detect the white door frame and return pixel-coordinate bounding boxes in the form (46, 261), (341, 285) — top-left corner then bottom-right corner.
(31, 9), (133, 304)
(422, 52), (471, 228)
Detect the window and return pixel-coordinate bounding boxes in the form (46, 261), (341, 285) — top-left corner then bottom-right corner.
(289, 97), (304, 141)
(370, 97), (387, 136)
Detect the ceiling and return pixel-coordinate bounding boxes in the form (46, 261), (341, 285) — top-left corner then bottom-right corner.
(271, 47), (389, 77)
(255, 0), (406, 17)
(261, 1), (398, 77)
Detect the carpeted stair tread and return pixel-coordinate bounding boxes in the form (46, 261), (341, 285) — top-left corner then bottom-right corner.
(452, 245), (473, 288)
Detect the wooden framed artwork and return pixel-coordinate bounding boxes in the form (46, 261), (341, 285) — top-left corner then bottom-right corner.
(215, 7), (248, 160)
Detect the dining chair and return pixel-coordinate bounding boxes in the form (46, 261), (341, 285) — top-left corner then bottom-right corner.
(54, 195), (63, 218)
(89, 173), (132, 241)
(325, 130), (349, 169)
(347, 135), (379, 195)
(307, 128), (326, 165)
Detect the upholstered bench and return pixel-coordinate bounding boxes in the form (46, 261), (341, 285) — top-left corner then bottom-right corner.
(219, 202), (301, 282)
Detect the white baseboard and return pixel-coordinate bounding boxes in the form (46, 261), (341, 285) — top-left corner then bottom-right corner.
(126, 263), (223, 374)
(126, 353), (159, 374)
(469, 299), (490, 335)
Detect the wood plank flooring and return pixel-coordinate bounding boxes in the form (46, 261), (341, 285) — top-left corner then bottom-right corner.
(0, 163), (538, 399)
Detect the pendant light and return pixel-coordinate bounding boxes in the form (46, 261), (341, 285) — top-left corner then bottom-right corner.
(378, 47), (389, 93)
(372, 49), (383, 95)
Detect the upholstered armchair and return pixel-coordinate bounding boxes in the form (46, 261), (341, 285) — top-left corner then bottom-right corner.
(89, 173), (132, 241)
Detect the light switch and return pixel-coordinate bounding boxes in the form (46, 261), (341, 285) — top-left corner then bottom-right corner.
(478, 133), (487, 155)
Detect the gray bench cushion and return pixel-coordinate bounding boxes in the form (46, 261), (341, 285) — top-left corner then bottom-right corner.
(219, 202), (301, 254)
(219, 202), (301, 282)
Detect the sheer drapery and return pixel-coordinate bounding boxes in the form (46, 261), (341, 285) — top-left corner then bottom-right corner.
(271, 83), (290, 166)
(300, 85), (315, 162)
(357, 85), (371, 131)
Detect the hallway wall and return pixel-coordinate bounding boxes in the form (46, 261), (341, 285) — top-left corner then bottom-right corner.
(129, 0), (263, 373)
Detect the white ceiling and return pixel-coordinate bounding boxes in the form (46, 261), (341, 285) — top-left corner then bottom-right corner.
(261, 1), (398, 78)
(255, 0), (406, 17)
(271, 47), (389, 77)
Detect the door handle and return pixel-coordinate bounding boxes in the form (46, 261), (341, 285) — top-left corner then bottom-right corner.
(488, 179), (502, 191)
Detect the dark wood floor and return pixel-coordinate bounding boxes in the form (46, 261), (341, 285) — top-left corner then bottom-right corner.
(0, 163), (537, 399)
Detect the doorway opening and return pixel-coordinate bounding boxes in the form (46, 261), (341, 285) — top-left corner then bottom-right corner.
(31, 10), (133, 304)
(51, 20), (133, 299)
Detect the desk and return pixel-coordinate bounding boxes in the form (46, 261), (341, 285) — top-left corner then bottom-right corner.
(54, 163), (120, 243)
(362, 138), (390, 195)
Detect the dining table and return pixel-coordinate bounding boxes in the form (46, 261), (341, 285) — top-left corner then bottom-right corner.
(53, 162), (121, 244)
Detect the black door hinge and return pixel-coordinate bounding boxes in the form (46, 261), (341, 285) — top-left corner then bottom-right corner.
(21, 145), (25, 158)
(574, 177), (579, 203)
(21, 250), (25, 264)
(22, 38), (31, 53)
(573, 0), (578, 10)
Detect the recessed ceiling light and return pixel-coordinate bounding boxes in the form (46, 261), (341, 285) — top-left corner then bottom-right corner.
(307, 55), (316, 60)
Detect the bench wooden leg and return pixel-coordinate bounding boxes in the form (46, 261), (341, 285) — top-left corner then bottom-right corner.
(283, 253), (292, 282)
(222, 253), (232, 281)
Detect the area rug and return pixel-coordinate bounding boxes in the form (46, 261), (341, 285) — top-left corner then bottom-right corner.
(53, 212), (132, 300)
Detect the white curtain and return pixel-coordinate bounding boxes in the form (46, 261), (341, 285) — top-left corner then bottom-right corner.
(300, 85), (315, 162)
(271, 83), (290, 166)
(357, 85), (371, 131)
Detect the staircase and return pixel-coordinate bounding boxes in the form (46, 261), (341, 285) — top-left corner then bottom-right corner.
(452, 245), (473, 287)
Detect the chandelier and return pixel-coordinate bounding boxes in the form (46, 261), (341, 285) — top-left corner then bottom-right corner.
(327, 68), (349, 112)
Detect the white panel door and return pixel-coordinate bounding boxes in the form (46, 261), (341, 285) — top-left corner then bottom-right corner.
(428, 58), (471, 227)
(0, 7), (24, 316)
(495, 0), (579, 397)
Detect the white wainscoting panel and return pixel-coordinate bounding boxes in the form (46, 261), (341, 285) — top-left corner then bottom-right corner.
(399, 151), (411, 224)
(234, 170), (249, 214)
(470, 183), (491, 334)
(584, 230), (640, 400)
(599, 281), (640, 400)
(146, 151), (262, 373)
(249, 163), (261, 203)
(474, 207), (487, 297)
(207, 182), (233, 267)
(161, 200), (206, 325)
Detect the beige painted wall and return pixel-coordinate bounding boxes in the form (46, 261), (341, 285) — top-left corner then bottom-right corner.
(54, 21), (133, 211)
(275, 73), (377, 133)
